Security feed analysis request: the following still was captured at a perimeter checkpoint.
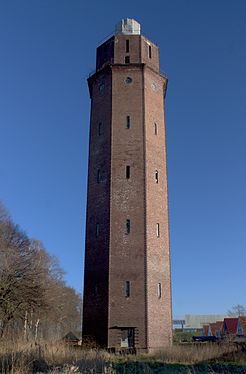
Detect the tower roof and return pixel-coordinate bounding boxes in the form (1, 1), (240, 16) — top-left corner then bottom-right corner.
(115, 18), (141, 35)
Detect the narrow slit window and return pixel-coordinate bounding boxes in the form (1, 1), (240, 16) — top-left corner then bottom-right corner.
(149, 45), (152, 59)
(98, 122), (102, 136)
(126, 115), (131, 129)
(125, 55), (130, 64)
(126, 219), (131, 234)
(97, 170), (101, 183)
(154, 122), (158, 135)
(126, 39), (129, 53)
(94, 284), (98, 296)
(125, 281), (131, 297)
(156, 223), (160, 237)
(96, 223), (100, 238)
(158, 283), (162, 299)
(155, 170), (159, 184)
(126, 165), (130, 179)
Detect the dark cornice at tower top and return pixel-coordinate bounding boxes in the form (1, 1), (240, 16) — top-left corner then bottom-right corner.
(95, 30), (160, 75)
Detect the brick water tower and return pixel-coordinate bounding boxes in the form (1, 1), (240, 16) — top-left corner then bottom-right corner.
(83, 18), (172, 351)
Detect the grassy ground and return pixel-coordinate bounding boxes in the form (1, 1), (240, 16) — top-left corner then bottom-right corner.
(0, 340), (246, 373)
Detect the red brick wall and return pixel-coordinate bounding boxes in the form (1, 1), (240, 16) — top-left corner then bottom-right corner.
(108, 64), (147, 349)
(83, 32), (172, 351)
(83, 67), (112, 346)
(144, 67), (172, 349)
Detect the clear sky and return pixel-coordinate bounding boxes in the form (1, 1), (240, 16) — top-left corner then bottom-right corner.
(0, 0), (246, 318)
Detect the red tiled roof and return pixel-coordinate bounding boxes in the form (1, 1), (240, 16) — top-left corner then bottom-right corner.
(216, 321), (223, 331)
(209, 323), (217, 336)
(238, 316), (246, 335)
(203, 325), (209, 336)
(223, 318), (238, 334)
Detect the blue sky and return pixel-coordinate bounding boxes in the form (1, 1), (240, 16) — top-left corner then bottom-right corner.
(0, 0), (245, 317)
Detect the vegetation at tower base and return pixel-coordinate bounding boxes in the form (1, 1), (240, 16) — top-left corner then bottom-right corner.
(0, 202), (82, 341)
(0, 341), (246, 373)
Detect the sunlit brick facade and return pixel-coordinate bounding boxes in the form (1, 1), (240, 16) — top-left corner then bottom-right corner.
(83, 19), (172, 352)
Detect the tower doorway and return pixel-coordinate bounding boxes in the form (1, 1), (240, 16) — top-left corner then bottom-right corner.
(120, 328), (135, 348)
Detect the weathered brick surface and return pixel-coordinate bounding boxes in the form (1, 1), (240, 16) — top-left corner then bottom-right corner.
(144, 68), (172, 349)
(83, 31), (172, 351)
(83, 67), (112, 346)
(109, 65), (146, 349)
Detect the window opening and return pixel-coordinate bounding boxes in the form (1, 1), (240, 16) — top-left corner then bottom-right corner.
(155, 170), (159, 184)
(94, 284), (98, 296)
(97, 170), (101, 183)
(154, 122), (158, 135)
(126, 219), (131, 234)
(126, 166), (130, 179)
(99, 82), (105, 94)
(158, 283), (162, 299)
(98, 122), (102, 136)
(156, 223), (160, 237)
(126, 115), (131, 129)
(125, 77), (132, 84)
(96, 223), (100, 237)
(149, 45), (152, 59)
(125, 281), (131, 297)
(126, 39), (129, 53)
(125, 56), (130, 64)
(121, 328), (135, 348)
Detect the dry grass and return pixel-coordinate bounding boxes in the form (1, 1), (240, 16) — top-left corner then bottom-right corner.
(0, 340), (245, 373)
(146, 343), (237, 364)
(0, 340), (111, 373)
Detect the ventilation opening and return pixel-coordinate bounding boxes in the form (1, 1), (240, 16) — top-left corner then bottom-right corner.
(125, 56), (130, 64)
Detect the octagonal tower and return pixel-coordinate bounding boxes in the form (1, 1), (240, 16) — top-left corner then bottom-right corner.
(83, 19), (172, 352)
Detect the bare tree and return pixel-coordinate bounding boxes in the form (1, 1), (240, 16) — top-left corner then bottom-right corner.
(227, 304), (246, 317)
(0, 223), (48, 338)
(0, 201), (82, 341)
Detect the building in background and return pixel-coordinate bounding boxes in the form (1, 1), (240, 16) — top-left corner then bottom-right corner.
(184, 314), (227, 329)
(236, 316), (246, 336)
(82, 18), (172, 352)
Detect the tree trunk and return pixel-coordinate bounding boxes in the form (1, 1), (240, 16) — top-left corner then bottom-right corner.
(24, 310), (28, 341)
(35, 318), (40, 341)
